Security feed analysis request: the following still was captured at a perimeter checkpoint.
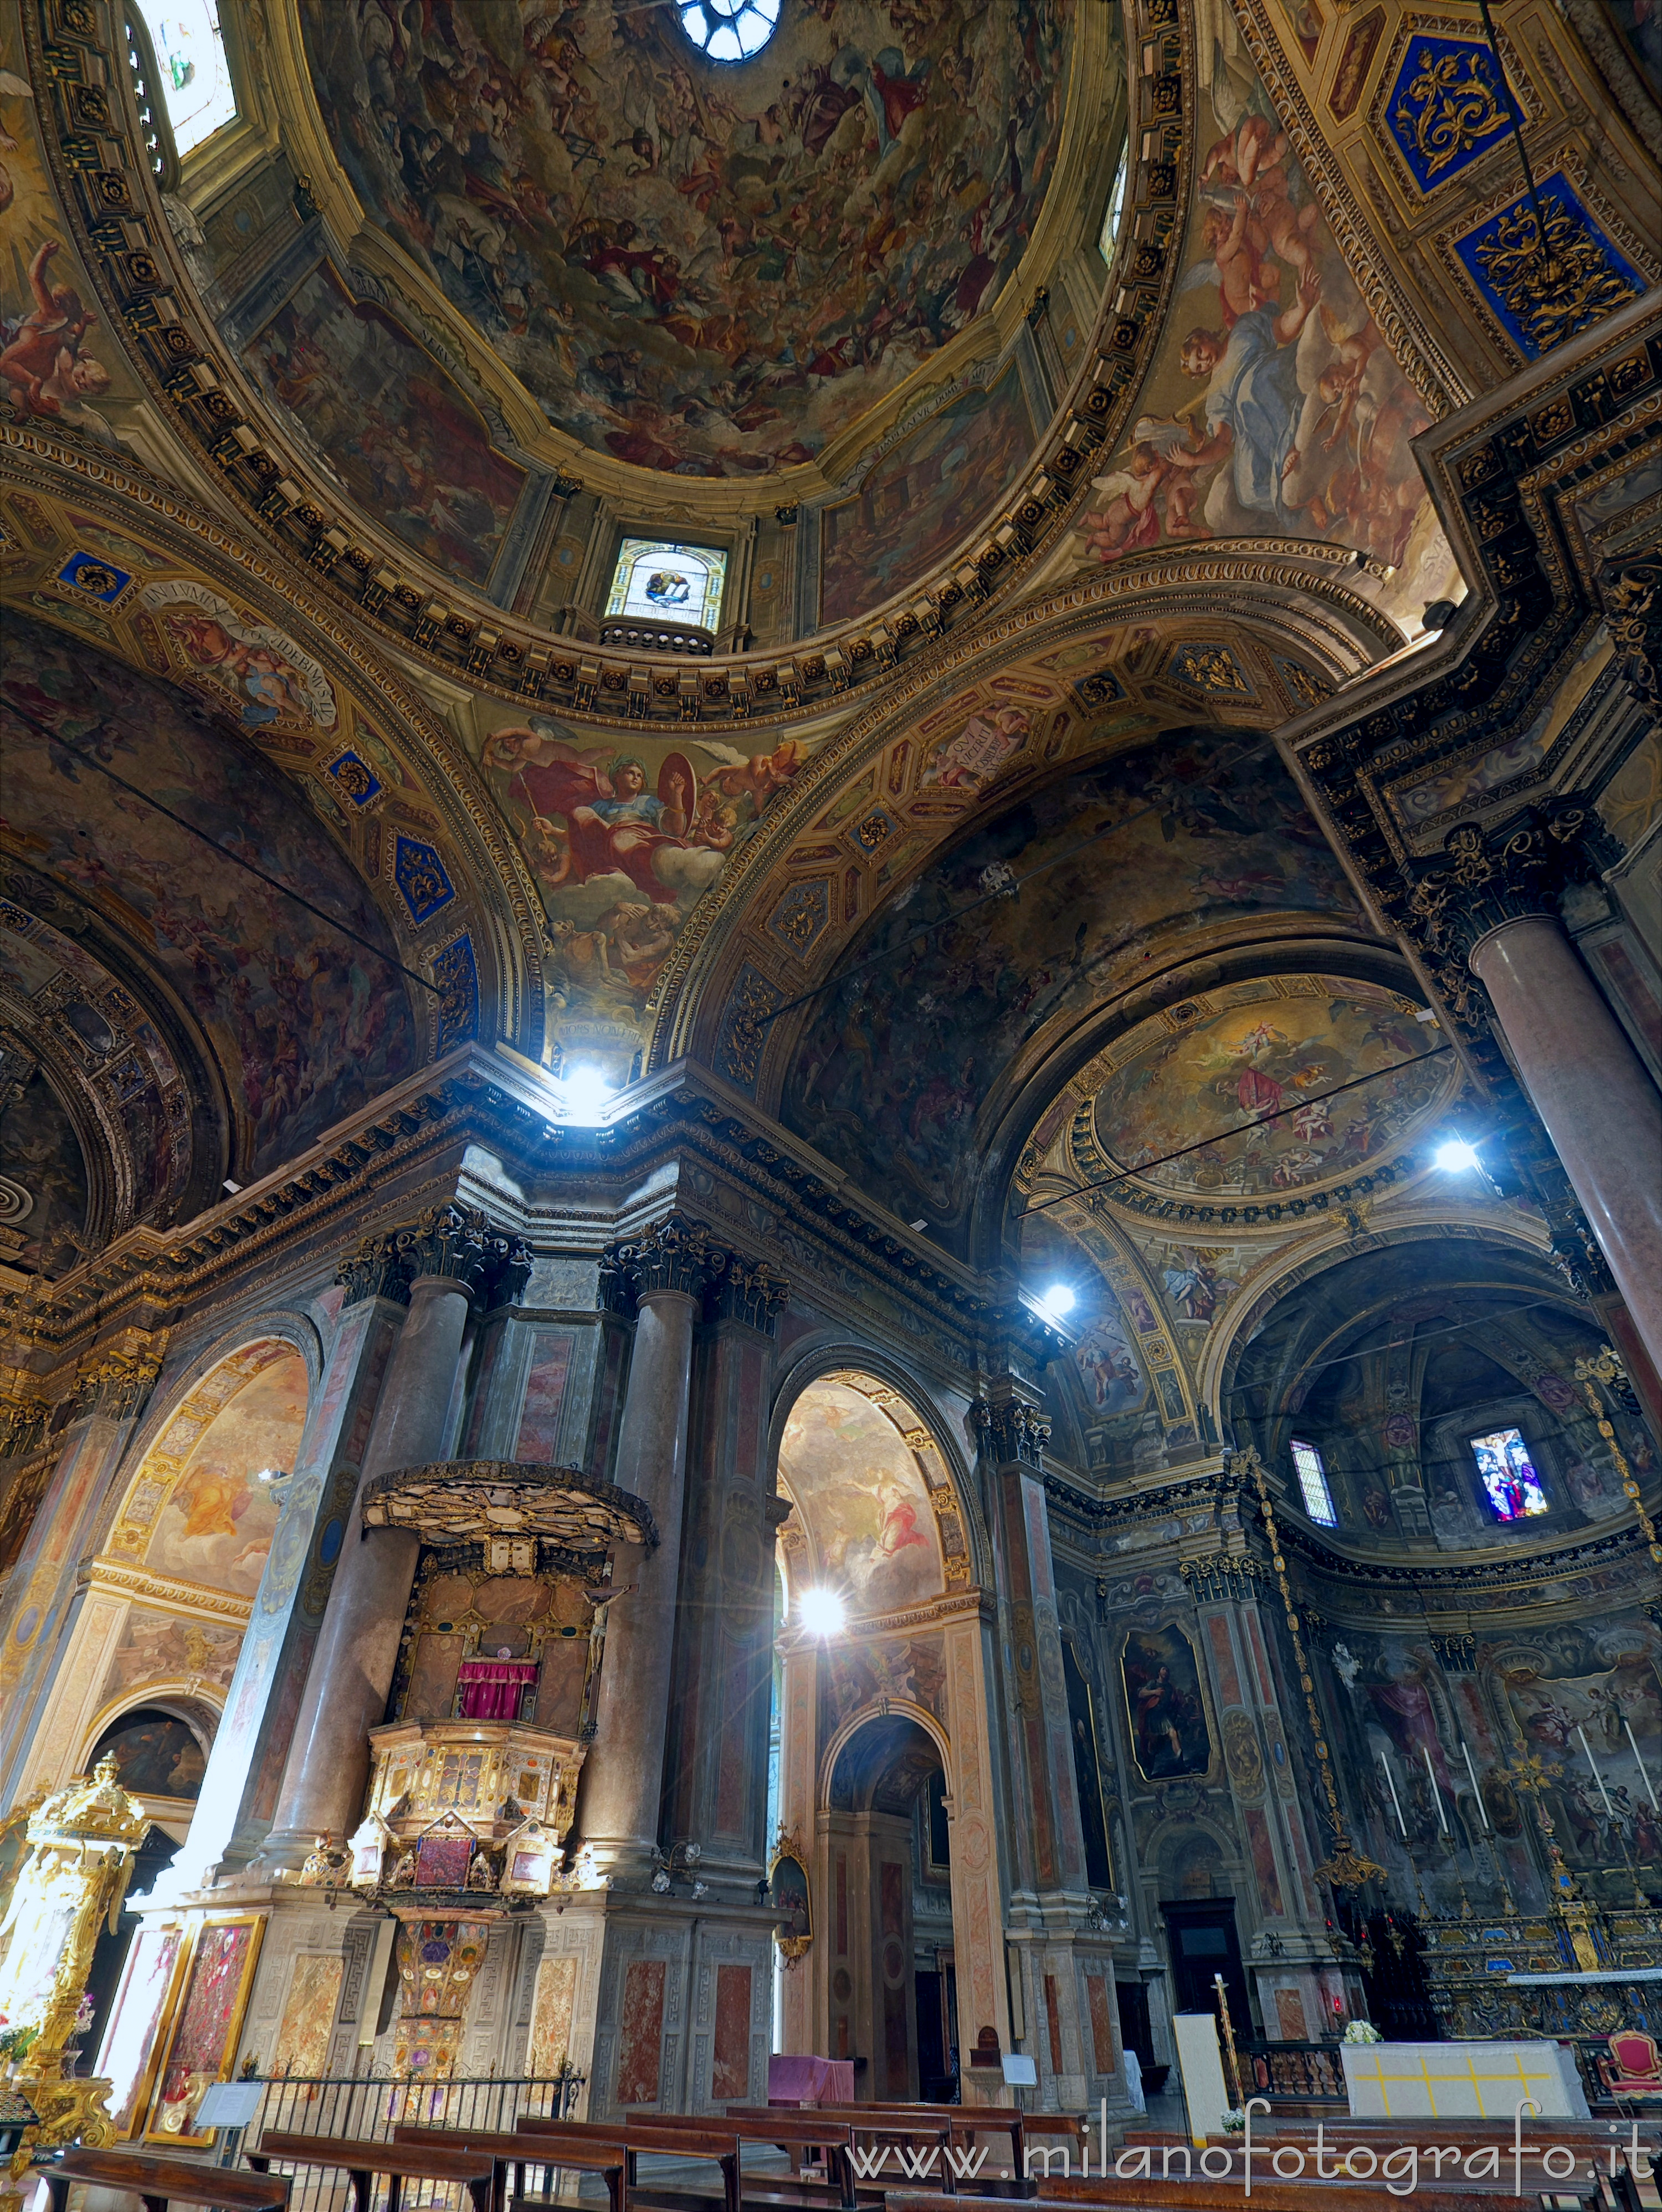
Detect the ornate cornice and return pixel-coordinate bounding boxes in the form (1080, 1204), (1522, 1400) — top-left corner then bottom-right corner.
(77, 1555), (254, 1622)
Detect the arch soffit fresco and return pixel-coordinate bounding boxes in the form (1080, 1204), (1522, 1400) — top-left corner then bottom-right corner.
(0, 459), (548, 1069)
(659, 561), (1405, 1071)
(770, 1360), (988, 1614)
(104, 1323), (321, 1590)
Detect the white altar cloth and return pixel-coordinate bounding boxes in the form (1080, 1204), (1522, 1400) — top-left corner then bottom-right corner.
(1342, 2039), (1589, 2119)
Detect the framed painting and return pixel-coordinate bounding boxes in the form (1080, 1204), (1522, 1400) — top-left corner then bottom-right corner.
(770, 1829), (812, 1964)
(144, 1911), (265, 2145)
(1121, 1624), (1214, 1782)
(97, 1922), (189, 2139)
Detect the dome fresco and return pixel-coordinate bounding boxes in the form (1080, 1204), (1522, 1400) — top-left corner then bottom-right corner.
(1086, 976), (1456, 1202)
(300, 0), (1072, 476)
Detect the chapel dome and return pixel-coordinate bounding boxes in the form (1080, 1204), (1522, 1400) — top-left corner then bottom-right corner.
(298, 0), (1074, 479)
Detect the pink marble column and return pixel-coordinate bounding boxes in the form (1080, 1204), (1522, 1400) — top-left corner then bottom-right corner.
(259, 1207), (529, 1865)
(1470, 914), (1662, 1370)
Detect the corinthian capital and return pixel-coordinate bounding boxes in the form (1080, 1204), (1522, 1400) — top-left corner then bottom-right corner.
(1407, 808), (1595, 964)
(970, 1388), (1051, 1469)
(600, 1212), (731, 1307)
(338, 1204), (531, 1310)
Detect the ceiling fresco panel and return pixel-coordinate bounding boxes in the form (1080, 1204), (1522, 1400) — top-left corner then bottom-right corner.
(299, 0), (1073, 478)
(0, 612), (419, 1180)
(777, 729), (1362, 1247)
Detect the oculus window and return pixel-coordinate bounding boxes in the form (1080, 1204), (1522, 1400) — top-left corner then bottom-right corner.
(1470, 1426), (1547, 1521)
(1290, 1438), (1337, 1527)
(678, 0), (780, 62)
(137, 0), (238, 155)
(606, 539), (727, 631)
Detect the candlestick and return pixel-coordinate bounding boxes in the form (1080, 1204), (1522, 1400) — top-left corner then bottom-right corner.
(1578, 1724), (1615, 1817)
(1625, 1719), (1659, 1809)
(1379, 1752), (1408, 1837)
(1460, 1740), (1492, 1830)
(1422, 1742), (1449, 1834)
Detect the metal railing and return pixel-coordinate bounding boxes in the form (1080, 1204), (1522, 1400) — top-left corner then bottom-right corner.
(1243, 2039), (1347, 2105)
(218, 2073), (586, 2212)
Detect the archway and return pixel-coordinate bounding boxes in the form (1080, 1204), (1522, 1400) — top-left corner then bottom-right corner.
(824, 1712), (953, 2101)
(770, 1370), (1011, 2098)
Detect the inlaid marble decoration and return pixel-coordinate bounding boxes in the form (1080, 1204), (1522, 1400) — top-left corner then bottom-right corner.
(711, 1962), (753, 2101)
(614, 1957), (666, 2106)
(527, 1954), (579, 2076)
(271, 1953), (343, 2078)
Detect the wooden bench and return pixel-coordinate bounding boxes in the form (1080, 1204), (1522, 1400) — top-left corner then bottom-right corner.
(38, 2149), (290, 2212)
(516, 2117), (743, 2212)
(392, 2125), (627, 2212)
(722, 2112), (959, 2191)
(248, 2131), (495, 2212)
(648, 2110), (863, 2207)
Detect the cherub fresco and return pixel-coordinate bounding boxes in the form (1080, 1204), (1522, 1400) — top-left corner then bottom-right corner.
(0, 240), (110, 417)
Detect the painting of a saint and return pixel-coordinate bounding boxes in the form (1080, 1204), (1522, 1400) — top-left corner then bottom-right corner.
(1122, 1626), (1212, 1780)
(89, 1708), (208, 1799)
(777, 1379), (943, 1616)
(144, 1354), (305, 1597)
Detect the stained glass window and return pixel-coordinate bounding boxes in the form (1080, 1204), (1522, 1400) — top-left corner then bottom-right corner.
(1470, 1426), (1547, 1520)
(606, 539), (727, 632)
(1290, 1439), (1337, 1527)
(677, 0), (780, 63)
(137, 1), (238, 156)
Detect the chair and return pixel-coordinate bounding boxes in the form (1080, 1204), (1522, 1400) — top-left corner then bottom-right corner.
(1601, 2031), (1662, 2098)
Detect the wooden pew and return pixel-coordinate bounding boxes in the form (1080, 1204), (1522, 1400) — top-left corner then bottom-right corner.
(39, 2149), (290, 2212)
(392, 2124), (627, 2212)
(249, 2129), (495, 2212)
(516, 2116), (743, 2212)
(643, 2109), (863, 2207)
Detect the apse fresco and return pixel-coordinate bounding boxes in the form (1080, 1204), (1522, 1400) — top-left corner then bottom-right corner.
(1088, 977), (1453, 1200)
(474, 705), (844, 1082)
(242, 263), (527, 586)
(145, 1355), (306, 1597)
(1505, 1652), (1662, 1866)
(300, 0), (1070, 476)
(819, 362), (1037, 624)
(1047, 51), (1458, 634)
(1, 617), (417, 1175)
(778, 1379), (943, 1617)
(781, 731), (1358, 1241)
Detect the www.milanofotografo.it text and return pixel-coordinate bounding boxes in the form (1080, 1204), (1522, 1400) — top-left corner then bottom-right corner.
(843, 2108), (1654, 2198)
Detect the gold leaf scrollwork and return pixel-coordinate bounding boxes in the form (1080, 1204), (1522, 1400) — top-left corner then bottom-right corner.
(1393, 47), (1509, 182)
(1473, 193), (1640, 357)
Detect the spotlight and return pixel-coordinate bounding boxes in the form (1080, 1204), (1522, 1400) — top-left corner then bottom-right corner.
(559, 1064), (614, 1124)
(1038, 1283), (1076, 1317)
(1434, 1137), (1483, 1174)
(797, 1588), (847, 1638)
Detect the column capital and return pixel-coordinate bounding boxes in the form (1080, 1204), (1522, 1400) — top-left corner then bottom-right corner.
(599, 1211), (732, 1309)
(970, 1387), (1051, 1470)
(1406, 807), (1599, 965)
(72, 1329), (167, 1421)
(337, 1204), (531, 1310)
(710, 1253), (791, 1334)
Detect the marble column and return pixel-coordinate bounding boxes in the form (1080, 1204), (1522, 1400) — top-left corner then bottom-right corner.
(661, 1257), (791, 1890)
(579, 1216), (728, 1879)
(260, 1207), (529, 1862)
(1469, 913), (1662, 1369)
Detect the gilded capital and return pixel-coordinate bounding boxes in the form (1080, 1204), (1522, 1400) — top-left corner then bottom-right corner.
(970, 1388), (1051, 1469)
(73, 1334), (166, 1421)
(1407, 808), (1593, 966)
